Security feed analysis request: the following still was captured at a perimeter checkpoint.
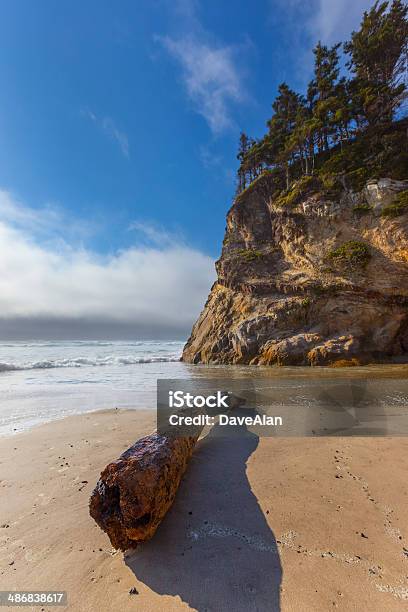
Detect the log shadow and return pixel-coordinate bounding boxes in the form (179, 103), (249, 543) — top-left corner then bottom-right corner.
(125, 412), (282, 611)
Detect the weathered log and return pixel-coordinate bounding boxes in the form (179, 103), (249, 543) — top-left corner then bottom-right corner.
(89, 393), (247, 550)
(89, 431), (199, 550)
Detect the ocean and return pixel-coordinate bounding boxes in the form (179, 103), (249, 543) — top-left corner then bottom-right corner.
(0, 340), (189, 435)
(1, 340), (408, 437)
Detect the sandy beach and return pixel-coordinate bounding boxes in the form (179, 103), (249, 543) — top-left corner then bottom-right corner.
(1, 409), (407, 611)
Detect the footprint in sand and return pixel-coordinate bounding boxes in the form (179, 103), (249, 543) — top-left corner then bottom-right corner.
(37, 493), (51, 506)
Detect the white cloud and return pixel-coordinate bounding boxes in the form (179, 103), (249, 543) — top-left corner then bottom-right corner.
(157, 34), (245, 134)
(269, 0), (375, 85)
(101, 117), (129, 158)
(0, 191), (214, 333)
(311, 0), (374, 43)
(0, 191), (59, 235)
(128, 220), (184, 247)
(81, 109), (129, 158)
(0, 191), (91, 246)
(275, 0), (374, 44)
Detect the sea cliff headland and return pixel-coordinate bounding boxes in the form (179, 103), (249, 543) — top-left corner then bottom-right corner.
(183, 169), (408, 366)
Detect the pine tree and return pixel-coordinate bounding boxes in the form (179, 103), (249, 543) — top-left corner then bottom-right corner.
(237, 132), (251, 192)
(344, 0), (408, 126)
(234, 1), (408, 196)
(267, 83), (302, 189)
(332, 77), (355, 146)
(309, 42), (342, 151)
(290, 96), (320, 175)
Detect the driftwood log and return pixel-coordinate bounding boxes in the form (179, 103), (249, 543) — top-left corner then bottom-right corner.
(89, 431), (200, 550)
(90, 394), (246, 550)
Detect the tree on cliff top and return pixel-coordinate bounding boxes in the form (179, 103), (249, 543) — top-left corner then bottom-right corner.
(309, 42), (342, 152)
(236, 0), (408, 195)
(344, 0), (408, 126)
(267, 83), (302, 189)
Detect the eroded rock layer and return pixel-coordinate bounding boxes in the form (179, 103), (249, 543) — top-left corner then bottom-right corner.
(182, 177), (408, 366)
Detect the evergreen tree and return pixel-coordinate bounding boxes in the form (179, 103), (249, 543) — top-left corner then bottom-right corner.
(344, 0), (408, 125)
(237, 132), (252, 192)
(235, 1), (408, 195)
(309, 42), (342, 151)
(290, 96), (320, 175)
(329, 77), (356, 146)
(267, 83), (302, 189)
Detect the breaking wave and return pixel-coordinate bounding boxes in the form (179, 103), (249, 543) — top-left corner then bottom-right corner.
(0, 354), (181, 372)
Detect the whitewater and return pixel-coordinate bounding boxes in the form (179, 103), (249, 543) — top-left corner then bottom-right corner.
(2, 340), (408, 438)
(0, 340), (192, 435)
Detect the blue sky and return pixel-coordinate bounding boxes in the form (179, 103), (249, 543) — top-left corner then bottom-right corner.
(0, 0), (374, 338)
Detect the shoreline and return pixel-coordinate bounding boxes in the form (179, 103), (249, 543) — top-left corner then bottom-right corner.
(0, 406), (156, 439)
(1, 409), (408, 610)
(2, 362), (408, 438)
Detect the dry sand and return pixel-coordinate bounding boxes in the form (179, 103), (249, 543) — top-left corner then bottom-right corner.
(0, 409), (407, 611)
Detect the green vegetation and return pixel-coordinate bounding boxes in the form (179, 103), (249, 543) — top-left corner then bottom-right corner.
(274, 175), (318, 207)
(236, 248), (264, 262)
(381, 189), (408, 217)
(236, 1), (408, 201)
(236, 168), (278, 201)
(352, 202), (373, 215)
(327, 240), (372, 267)
(346, 167), (372, 192)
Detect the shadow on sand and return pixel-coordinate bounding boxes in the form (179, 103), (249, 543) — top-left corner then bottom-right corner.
(125, 412), (282, 611)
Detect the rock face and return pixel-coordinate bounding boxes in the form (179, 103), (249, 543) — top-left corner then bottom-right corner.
(182, 177), (408, 366)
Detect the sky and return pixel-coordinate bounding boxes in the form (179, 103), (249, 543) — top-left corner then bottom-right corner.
(0, 0), (375, 339)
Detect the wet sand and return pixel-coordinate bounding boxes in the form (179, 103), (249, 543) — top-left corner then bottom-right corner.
(0, 409), (407, 611)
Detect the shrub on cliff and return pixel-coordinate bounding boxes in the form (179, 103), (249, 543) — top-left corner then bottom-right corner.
(274, 175), (320, 207)
(381, 190), (408, 217)
(352, 203), (373, 216)
(236, 248), (264, 262)
(327, 241), (371, 268)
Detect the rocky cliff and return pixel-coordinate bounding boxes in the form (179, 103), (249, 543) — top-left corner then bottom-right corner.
(182, 175), (408, 366)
